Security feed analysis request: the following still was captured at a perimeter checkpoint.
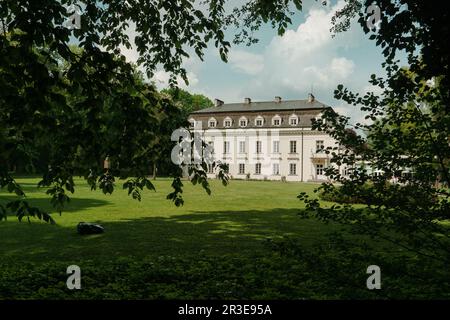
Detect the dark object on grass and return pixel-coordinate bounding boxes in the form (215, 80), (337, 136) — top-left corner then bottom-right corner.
(77, 222), (105, 235)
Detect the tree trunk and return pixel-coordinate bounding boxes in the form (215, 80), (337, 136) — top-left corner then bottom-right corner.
(152, 163), (157, 180)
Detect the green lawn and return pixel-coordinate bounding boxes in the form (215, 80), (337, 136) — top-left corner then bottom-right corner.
(0, 177), (337, 264)
(0, 178), (362, 300)
(4, 177), (414, 299)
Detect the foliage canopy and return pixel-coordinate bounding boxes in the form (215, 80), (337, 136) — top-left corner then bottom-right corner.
(300, 0), (450, 266)
(3, 0), (305, 221)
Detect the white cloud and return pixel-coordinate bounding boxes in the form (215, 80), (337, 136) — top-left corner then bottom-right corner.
(256, 0), (359, 94)
(228, 49), (264, 75)
(102, 0), (385, 125)
(104, 21), (201, 89)
(153, 70), (199, 88)
(113, 0), (359, 99)
(270, 5), (335, 59)
(202, 0), (383, 124)
(361, 84), (384, 96)
(300, 57), (355, 88)
(330, 57), (355, 79)
(150, 55), (202, 89)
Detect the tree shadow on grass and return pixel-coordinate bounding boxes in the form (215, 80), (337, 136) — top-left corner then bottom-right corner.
(0, 208), (342, 264)
(0, 195), (110, 214)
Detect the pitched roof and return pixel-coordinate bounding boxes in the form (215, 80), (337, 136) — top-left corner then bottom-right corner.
(191, 99), (331, 114)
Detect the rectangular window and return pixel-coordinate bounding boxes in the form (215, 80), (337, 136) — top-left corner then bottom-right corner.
(273, 119), (280, 126)
(239, 163), (245, 174)
(209, 121), (216, 128)
(224, 120), (232, 127)
(240, 120), (247, 127)
(255, 163), (261, 175)
(316, 164), (324, 175)
(256, 119), (263, 126)
(289, 163), (297, 175)
(273, 140), (280, 153)
(316, 140), (324, 153)
(290, 118), (297, 125)
(256, 141), (262, 154)
(223, 141), (230, 154)
(208, 141), (214, 154)
(273, 163), (280, 175)
(239, 141), (246, 153)
(290, 140), (297, 153)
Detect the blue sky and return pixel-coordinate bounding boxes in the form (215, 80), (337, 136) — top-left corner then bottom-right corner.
(121, 0), (389, 125)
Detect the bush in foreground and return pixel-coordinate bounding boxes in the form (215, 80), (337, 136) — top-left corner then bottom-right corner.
(1, 237), (449, 299)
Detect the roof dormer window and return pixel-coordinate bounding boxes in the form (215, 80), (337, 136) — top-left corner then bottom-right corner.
(272, 115), (281, 126)
(255, 116), (264, 127)
(239, 116), (248, 127)
(208, 117), (217, 128)
(289, 114), (298, 126)
(223, 117), (233, 128)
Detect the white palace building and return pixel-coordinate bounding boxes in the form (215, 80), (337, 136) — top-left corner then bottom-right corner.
(188, 94), (338, 182)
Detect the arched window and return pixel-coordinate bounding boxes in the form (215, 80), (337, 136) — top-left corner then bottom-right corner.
(272, 115), (281, 126)
(238, 116), (248, 127)
(208, 117), (217, 128)
(223, 116), (233, 128)
(255, 115), (264, 127)
(289, 114), (298, 126)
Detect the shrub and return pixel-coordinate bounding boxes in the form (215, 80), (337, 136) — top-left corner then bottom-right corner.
(1, 238), (449, 299)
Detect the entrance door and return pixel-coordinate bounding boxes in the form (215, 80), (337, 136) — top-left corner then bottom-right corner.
(316, 164), (326, 180)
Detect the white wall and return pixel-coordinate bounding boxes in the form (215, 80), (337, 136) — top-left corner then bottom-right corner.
(197, 128), (337, 182)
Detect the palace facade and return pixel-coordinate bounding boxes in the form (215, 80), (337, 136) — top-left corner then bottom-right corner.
(188, 94), (338, 182)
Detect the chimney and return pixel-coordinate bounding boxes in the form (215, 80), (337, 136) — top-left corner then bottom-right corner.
(308, 93), (315, 103)
(275, 96), (282, 103)
(214, 98), (224, 107)
(244, 97), (251, 104)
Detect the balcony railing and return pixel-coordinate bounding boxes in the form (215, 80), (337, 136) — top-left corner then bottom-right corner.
(310, 149), (329, 159)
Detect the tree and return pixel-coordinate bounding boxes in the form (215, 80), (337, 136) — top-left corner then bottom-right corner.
(0, 0), (303, 222)
(299, 0), (450, 276)
(146, 88), (214, 179)
(161, 87), (213, 115)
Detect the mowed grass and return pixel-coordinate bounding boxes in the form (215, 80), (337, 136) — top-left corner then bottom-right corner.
(0, 177), (339, 265)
